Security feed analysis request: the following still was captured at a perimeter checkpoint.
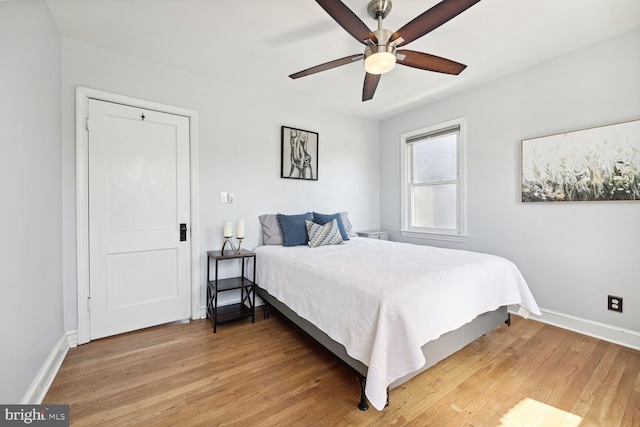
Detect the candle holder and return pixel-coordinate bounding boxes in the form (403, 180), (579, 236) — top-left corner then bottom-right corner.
(221, 236), (243, 254)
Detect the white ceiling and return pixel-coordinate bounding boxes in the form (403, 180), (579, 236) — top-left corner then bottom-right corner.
(46, 0), (640, 121)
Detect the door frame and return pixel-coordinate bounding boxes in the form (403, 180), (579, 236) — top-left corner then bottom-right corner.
(75, 86), (200, 345)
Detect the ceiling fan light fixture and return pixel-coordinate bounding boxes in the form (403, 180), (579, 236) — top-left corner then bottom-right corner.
(364, 45), (397, 75)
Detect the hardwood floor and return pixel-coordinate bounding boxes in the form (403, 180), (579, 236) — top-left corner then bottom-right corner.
(44, 309), (640, 426)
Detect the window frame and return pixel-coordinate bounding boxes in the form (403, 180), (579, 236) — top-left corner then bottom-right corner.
(400, 117), (467, 242)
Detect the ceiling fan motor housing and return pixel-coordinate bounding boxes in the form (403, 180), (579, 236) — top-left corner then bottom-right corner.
(364, 43), (396, 59)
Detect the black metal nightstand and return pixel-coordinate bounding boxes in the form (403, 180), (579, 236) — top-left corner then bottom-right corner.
(206, 249), (256, 333)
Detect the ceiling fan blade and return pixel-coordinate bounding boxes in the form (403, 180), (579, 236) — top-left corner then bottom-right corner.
(289, 54), (364, 79)
(389, 0), (481, 47)
(397, 50), (467, 75)
(316, 0), (378, 45)
(362, 73), (381, 101)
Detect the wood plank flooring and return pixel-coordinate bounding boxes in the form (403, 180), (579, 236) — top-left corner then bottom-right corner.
(44, 309), (640, 426)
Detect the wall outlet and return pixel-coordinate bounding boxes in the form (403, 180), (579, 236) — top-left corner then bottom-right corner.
(608, 295), (623, 313)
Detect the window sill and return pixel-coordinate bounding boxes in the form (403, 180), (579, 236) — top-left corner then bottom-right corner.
(399, 230), (468, 243)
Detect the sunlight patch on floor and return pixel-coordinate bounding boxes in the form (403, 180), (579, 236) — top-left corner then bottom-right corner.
(499, 397), (582, 426)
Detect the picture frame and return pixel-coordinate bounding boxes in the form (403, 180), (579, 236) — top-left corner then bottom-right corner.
(281, 126), (318, 181)
(521, 118), (640, 202)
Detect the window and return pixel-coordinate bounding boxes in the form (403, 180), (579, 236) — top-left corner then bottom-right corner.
(400, 118), (467, 241)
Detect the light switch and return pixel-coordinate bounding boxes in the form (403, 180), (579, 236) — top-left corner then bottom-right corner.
(220, 192), (228, 203)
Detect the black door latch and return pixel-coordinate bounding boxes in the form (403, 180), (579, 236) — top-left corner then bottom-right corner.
(180, 223), (187, 241)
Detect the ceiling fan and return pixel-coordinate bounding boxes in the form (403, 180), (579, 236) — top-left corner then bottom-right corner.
(289, 0), (481, 101)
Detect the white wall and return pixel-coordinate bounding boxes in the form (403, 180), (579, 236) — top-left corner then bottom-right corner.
(0, 1), (65, 402)
(61, 39), (380, 330)
(380, 28), (640, 333)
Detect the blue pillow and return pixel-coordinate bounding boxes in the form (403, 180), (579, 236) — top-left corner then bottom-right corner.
(312, 212), (349, 241)
(277, 212), (313, 246)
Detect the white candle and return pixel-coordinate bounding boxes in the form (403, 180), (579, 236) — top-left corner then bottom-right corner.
(236, 219), (245, 239)
(223, 222), (232, 238)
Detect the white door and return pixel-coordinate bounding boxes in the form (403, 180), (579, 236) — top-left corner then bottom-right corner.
(88, 99), (191, 340)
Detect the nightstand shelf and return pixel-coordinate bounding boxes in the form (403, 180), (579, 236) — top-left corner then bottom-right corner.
(206, 249), (256, 333)
(215, 303), (253, 323)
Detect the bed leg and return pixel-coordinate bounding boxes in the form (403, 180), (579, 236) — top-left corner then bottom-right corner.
(264, 302), (270, 319)
(357, 378), (369, 411)
(505, 312), (511, 326)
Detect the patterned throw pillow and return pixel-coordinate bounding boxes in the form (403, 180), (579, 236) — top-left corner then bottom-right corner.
(305, 219), (344, 248)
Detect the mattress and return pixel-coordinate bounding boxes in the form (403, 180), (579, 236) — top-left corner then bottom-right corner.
(255, 237), (540, 410)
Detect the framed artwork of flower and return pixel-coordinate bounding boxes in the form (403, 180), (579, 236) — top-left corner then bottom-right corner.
(521, 119), (640, 202)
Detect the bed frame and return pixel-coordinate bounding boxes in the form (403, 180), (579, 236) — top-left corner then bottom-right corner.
(256, 285), (510, 411)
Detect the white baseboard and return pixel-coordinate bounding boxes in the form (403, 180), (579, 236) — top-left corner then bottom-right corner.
(511, 306), (640, 350)
(21, 332), (70, 404)
(67, 330), (78, 348)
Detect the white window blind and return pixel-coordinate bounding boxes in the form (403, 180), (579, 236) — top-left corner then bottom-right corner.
(409, 128), (458, 230)
(401, 119), (466, 241)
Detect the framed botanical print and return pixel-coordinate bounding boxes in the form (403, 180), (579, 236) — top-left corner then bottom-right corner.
(521, 119), (640, 202)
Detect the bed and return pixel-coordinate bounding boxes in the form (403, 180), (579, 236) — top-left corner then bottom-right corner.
(254, 213), (541, 411)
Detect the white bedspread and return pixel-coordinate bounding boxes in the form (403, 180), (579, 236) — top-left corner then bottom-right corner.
(255, 238), (540, 410)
